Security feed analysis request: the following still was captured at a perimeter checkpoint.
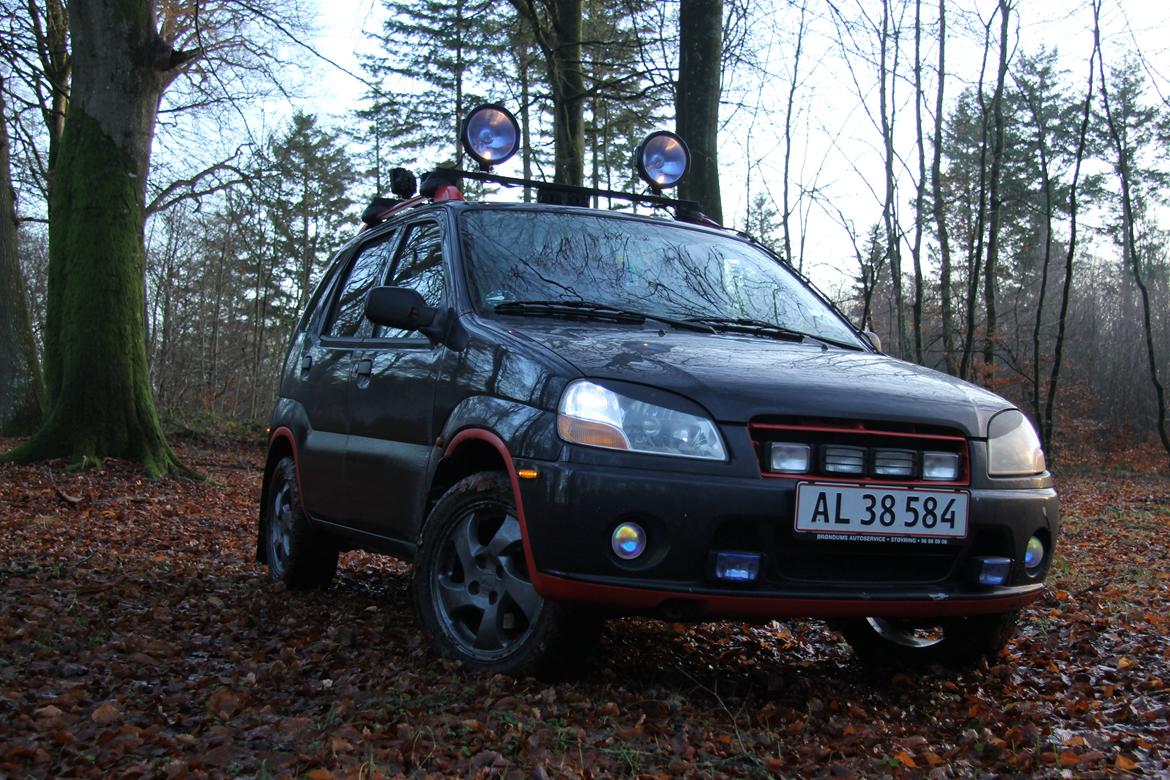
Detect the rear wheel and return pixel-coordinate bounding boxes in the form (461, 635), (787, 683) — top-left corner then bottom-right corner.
(836, 611), (1019, 669)
(412, 471), (600, 677)
(263, 457), (338, 589)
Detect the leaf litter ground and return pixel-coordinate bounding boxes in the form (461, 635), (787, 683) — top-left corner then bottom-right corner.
(0, 435), (1167, 778)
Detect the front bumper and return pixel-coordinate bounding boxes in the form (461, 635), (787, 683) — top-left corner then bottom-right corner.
(517, 458), (1058, 620)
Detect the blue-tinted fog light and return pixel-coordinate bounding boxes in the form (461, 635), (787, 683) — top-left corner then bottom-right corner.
(1025, 536), (1045, 571)
(611, 522), (647, 560)
(715, 552), (761, 582)
(770, 442), (811, 473)
(977, 556), (1013, 586)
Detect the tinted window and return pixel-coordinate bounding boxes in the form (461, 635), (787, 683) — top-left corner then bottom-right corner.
(376, 222), (446, 339)
(297, 255), (343, 335)
(461, 211), (862, 347)
(327, 234), (397, 338)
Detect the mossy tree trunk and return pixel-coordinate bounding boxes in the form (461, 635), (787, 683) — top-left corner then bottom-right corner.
(1, 0), (199, 476)
(0, 75), (46, 436)
(676, 0), (723, 223)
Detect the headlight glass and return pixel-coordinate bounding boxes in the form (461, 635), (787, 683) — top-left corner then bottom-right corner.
(987, 410), (1046, 476)
(557, 380), (726, 460)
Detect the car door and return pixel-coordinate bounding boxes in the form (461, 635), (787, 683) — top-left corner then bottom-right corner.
(345, 219), (450, 542)
(300, 229), (399, 523)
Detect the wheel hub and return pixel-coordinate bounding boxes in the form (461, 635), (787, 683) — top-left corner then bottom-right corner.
(432, 506), (542, 658)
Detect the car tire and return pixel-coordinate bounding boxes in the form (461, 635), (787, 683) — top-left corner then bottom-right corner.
(263, 457), (339, 589)
(835, 611), (1019, 669)
(412, 471), (599, 677)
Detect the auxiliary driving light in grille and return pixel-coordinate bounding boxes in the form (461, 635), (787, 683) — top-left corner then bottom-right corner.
(823, 446), (865, 475)
(769, 442), (811, 473)
(873, 449), (915, 477)
(922, 451), (961, 481)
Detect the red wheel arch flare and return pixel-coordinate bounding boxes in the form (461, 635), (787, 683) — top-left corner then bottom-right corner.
(442, 429), (548, 592)
(268, 426), (308, 511)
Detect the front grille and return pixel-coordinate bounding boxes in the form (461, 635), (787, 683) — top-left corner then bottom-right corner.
(750, 417), (970, 485)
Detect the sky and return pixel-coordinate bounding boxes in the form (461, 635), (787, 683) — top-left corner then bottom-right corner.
(296, 0), (1170, 294)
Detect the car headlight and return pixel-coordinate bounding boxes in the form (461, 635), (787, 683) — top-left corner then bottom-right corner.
(987, 410), (1046, 476)
(557, 380), (726, 460)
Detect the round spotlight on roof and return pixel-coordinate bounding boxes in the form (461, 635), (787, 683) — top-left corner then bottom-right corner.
(634, 131), (690, 191)
(461, 104), (520, 170)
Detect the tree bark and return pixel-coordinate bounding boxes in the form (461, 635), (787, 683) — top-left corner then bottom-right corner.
(2, 0), (196, 475)
(0, 76), (46, 435)
(676, 0), (723, 223)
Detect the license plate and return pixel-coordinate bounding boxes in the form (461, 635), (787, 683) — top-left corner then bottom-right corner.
(794, 483), (968, 539)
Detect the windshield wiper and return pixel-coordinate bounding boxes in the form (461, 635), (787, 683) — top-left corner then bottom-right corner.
(494, 300), (716, 334)
(684, 316), (862, 349)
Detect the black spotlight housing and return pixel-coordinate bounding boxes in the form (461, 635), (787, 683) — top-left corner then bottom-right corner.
(634, 131), (691, 191)
(460, 104), (521, 170)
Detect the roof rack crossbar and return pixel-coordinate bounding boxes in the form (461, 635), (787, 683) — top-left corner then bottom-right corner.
(445, 168), (702, 212)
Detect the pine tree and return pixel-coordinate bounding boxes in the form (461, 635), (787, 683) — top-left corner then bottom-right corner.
(362, 0), (500, 172)
(264, 113), (356, 309)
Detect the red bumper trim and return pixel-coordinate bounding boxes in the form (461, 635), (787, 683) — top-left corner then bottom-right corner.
(536, 573), (1044, 619)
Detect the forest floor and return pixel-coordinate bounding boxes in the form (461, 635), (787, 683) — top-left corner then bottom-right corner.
(0, 433), (1167, 778)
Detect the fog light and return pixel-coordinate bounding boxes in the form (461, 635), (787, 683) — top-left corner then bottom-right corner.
(611, 522), (647, 560)
(715, 551), (761, 582)
(922, 451), (960, 481)
(977, 556), (1012, 586)
(1025, 535), (1045, 571)
(770, 442), (811, 473)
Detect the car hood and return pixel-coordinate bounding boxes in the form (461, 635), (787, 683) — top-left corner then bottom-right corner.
(495, 319), (1009, 436)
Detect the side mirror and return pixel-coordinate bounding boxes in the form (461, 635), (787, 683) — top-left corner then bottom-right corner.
(365, 286), (437, 332)
(862, 329), (882, 352)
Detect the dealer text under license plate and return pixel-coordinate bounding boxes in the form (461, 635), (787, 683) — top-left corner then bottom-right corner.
(795, 483), (968, 539)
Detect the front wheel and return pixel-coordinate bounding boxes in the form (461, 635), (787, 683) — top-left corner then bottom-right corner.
(412, 472), (599, 677)
(835, 611), (1019, 669)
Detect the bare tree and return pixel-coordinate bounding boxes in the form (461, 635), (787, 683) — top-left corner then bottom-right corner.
(1094, 10), (1170, 462)
(1041, 33), (1096, 456)
(981, 0), (1013, 372)
(930, 0), (958, 374)
(0, 74), (45, 435)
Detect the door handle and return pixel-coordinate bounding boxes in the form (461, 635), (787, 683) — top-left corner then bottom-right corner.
(300, 354), (312, 373)
(355, 359), (373, 377)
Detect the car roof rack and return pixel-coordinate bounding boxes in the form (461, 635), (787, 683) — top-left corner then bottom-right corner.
(361, 167), (723, 230)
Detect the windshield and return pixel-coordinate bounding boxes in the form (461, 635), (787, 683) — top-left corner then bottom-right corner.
(460, 210), (862, 347)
